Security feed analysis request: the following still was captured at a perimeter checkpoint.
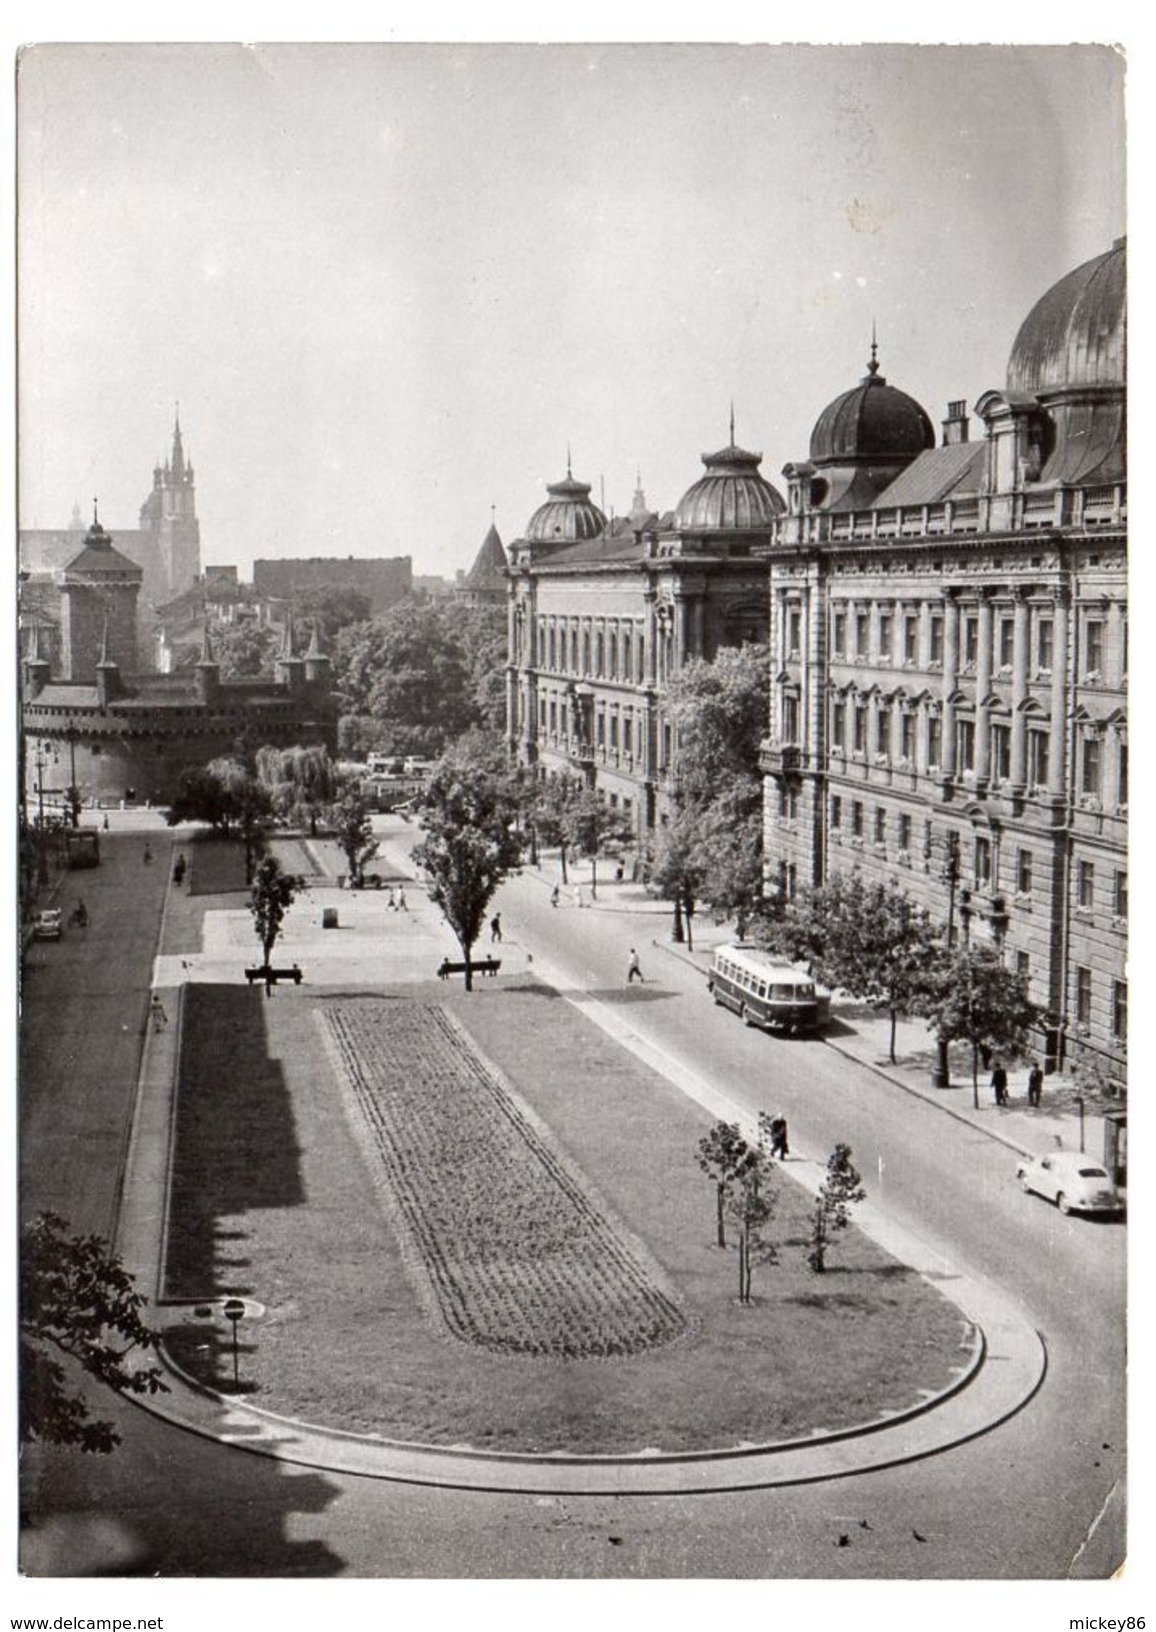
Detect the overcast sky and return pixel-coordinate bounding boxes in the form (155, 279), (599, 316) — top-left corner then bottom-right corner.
(17, 42), (1125, 579)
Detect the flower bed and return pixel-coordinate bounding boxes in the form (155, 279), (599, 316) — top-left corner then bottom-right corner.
(321, 1000), (687, 1359)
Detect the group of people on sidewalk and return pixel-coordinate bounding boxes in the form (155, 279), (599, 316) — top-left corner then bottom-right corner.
(990, 1059), (1045, 1108)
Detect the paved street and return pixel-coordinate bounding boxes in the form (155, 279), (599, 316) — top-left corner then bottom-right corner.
(17, 817), (1127, 1585)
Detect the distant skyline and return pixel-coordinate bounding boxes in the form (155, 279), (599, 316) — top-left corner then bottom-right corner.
(17, 42), (1125, 580)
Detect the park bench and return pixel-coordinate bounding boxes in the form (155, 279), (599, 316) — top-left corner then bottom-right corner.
(436, 957), (501, 980)
(244, 964), (303, 985)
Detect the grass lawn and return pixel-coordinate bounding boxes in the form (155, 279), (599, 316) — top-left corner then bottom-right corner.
(163, 976), (971, 1455)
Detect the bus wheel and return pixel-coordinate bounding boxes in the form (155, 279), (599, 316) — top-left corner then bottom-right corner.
(741, 1004), (755, 1027)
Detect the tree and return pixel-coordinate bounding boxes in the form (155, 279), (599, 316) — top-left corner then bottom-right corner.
(561, 788), (632, 899)
(807, 1144), (867, 1273)
(328, 782), (379, 885)
(288, 588), (372, 646)
(332, 602), (481, 756)
(916, 944), (1038, 1105)
(688, 798), (765, 939)
(650, 806), (708, 948)
(256, 744), (338, 835)
(725, 1147), (777, 1304)
(412, 758), (523, 990)
(696, 1121), (754, 1249)
(213, 620), (278, 679)
(20, 1212), (168, 1453)
(767, 873), (944, 1062)
(248, 854), (299, 993)
(166, 756), (272, 881)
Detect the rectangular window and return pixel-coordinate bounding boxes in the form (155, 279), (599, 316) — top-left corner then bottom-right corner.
(878, 611), (892, 658)
(1085, 619), (1104, 677)
(782, 694), (800, 743)
(1077, 859), (1095, 908)
(830, 795), (842, 830)
(876, 704), (891, 758)
(853, 704), (867, 754)
(786, 862), (798, 901)
(1037, 617), (1054, 672)
(1114, 870), (1128, 918)
(855, 611), (870, 657)
(1076, 966), (1093, 1027)
(904, 614), (919, 663)
(609, 715), (619, 750)
(1113, 980), (1127, 1042)
(832, 611), (847, 658)
(928, 715), (942, 768)
(831, 701), (845, 750)
(963, 616), (979, 668)
(1029, 729), (1050, 788)
(1016, 951), (1030, 984)
(956, 719), (976, 772)
(998, 617), (1015, 669)
(991, 723), (1011, 782)
(900, 713), (915, 761)
(787, 607), (802, 658)
(851, 801), (864, 838)
(975, 836), (992, 886)
(898, 812), (912, 851)
(1118, 741), (1128, 805)
(1017, 849), (1032, 894)
(1081, 735), (1102, 798)
(929, 615), (944, 665)
(874, 808), (886, 845)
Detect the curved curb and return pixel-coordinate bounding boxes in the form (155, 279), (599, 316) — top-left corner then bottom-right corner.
(134, 1273), (1043, 1495)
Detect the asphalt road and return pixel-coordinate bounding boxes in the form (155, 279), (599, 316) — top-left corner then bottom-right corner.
(17, 822), (1127, 1588)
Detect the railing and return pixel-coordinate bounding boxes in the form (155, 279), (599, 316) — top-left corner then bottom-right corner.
(781, 484), (1124, 545)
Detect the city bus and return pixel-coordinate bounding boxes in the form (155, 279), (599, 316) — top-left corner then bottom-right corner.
(707, 944), (827, 1036)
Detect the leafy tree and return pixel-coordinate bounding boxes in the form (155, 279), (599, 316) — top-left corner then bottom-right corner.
(687, 798), (765, 939)
(561, 788), (632, 898)
(208, 757), (272, 884)
(650, 807), (707, 949)
(213, 620), (278, 679)
(696, 1121), (753, 1249)
(665, 643), (770, 805)
(288, 588), (372, 645)
(256, 744), (338, 835)
(767, 873), (944, 1062)
(916, 944), (1037, 1105)
(332, 603), (477, 754)
(807, 1144), (867, 1274)
(455, 603), (509, 732)
(329, 783), (379, 885)
(20, 1212), (168, 1453)
(166, 764), (234, 834)
(412, 758), (523, 990)
(248, 854), (299, 992)
(725, 1148), (777, 1304)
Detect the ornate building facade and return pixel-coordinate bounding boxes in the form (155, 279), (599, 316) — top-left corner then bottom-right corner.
(761, 242), (1127, 1086)
(506, 435), (780, 834)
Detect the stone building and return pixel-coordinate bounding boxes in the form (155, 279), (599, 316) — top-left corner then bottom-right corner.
(459, 518), (508, 607)
(22, 513), (338, 811)
(20, 413), (202, 612)
(252, 554), (413, 613)
(761, 242), (1126, 1085)
(507, 435), (781, 835)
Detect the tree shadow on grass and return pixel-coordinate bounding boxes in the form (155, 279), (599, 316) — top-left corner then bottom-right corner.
(165, 984), (305, 1301)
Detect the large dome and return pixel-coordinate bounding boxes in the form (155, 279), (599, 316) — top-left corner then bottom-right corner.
(525, 466), (607, 543)
(674, 439), (785, 531)
(1007, 240), (1125, 396)
(809, 351), (934, 466)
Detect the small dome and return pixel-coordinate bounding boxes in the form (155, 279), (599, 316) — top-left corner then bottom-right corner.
(674, 440), (785, 531)
(525, 466), (607, 543)
(1007, 240), (1125, 396)
(809, 349), (934, 467)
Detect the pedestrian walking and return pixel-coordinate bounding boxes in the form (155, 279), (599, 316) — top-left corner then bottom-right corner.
(550, 884), (560, 909)
(142, 843), (153, 865)
(102, 814), (110, 831)
(627, 948), (644, 984)
(990, 1061), (1009, 1106)
(1027, 1060), (1044, 1108)
(397, 887), (407, 911)
(490, 913), (502, 943)
(172, 854), (187, 886)
(387, 886), (397, 909)
(769, 1114), (790, 1160)
(149, 994), (168, 1033)
(573, 884), (584, 909)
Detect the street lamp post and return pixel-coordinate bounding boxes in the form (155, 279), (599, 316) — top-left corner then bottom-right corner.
(933, 832), (962, 1088)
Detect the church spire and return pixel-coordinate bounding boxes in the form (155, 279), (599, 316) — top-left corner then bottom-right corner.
(171, 405), (186, 481)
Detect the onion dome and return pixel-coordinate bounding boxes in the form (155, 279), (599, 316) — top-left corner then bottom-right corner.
(525, 459), (607, 543)
(1007, 239), (1125, 395)
(674, 417), (785, 530)
(809, 342), (934, 467)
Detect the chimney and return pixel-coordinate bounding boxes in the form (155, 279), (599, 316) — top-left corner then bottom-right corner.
(942, 399), (970, 446)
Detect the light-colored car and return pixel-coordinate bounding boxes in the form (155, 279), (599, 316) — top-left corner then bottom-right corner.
(1015, 1151), (1122, 1216)
(33, 908), (63, 941)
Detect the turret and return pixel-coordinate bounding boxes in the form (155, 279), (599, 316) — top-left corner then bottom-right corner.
(22, 622), (51, 700)
(195, 624), (221, 706)
(277, 614), (306, 694)
(95, 618), (127, 707)
(303, 621), (331, 687)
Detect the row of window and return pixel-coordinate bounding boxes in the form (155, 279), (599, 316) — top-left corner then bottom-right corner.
(534, 619), (648, 684)
(779, 601), (1125, 684)
(820, 698), (1127, 801)
(824, 795), (1127, 915)
(1074, 966), (1128, 1041)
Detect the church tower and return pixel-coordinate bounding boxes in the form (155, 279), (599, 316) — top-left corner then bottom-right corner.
(139, 409), (201, 605)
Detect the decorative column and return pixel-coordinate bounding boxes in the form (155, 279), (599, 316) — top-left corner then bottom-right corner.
(975, 591), (995, 782)
(644, 590), (658, 686)
(1048, 589), (1069, 798)
(674, 596), (690, 671)
(692, 598), (705, 660)
(1010, 589), (1030, 789)
(942, 591), (960, 777)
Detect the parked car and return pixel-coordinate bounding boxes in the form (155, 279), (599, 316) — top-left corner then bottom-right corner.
(1015, 1151), (1122, 1216)
(33, 908), (63, 940)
